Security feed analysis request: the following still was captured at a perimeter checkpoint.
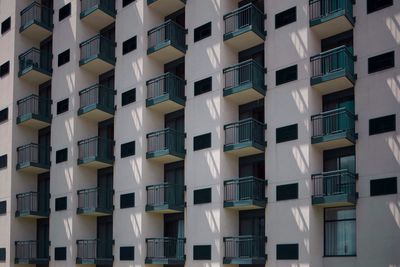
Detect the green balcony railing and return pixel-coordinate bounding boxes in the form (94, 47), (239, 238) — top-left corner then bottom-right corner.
(146, 183), (185, 210)
(76, 239), (113, 263)
(147, 20), (187, 54)
(19, 48), (52, 76)
(312, 169), (356, 198)
(146, 73), (186, 106)
(17, 143), (51, 169)
(146, 238), (185, 263)
(16, 192), (50, 217)
(20, 2), (53, 32)
(224, 118), (265, 149)
(17, 95), (52, 124)
(81, 0), (116, 18)
(224, 177), (266, 203)
(78, 137), (114, 164)
(77, 187), (113, 213)
(223, 236), (266, 263)
(147, 129), (185, 156)
(80, 34), (116, 66)
(79, 84), (115, 114)
(15, 240), (50, 263)
(309, 0), (353, 24)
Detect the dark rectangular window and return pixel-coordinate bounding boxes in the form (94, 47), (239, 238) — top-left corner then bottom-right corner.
(59, 3), (71, 21)
(121, 141), (135, 158)
(369, 114), (396, 135)
(123, 0), (135, 7)
(0, 155), (7, 169)
(277, 244), (299, 260)
(0, 61), (10, 77)
(55, 197), (67, 211)
(0, 201), (6, 214)
(58, 49), (70, 67)
(276, 65), (297, 85)
(367, 0), (393, 14)
(194, 22), (211, 42)
(194, 77), (212, 96)
(193, 245), (211, 260)
(370, 177), (397, 196)
(120, 193), (135, 209)
(0, 108), (8, 123)
(0, 248), (5, 261)
(194, 188), (211, 204)
(276, 183), (298, 201)
(1, 17), (11, 34)
(122, 36), (137, 55)
(56, 148), (68, 163)
(276, 124), (298, 143)
(121, 89), (136, 106)
(193, 133), (211, 151)
(275, 7), (296, 29)
(120, 246), (134, 261)
(54, 247), (66, 260)
(368, 51), (395, 73)
(57, 98), (69, 114)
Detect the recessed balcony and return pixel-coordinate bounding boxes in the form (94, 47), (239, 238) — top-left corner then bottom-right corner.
(20, 2), (53, 42)
(76, 239), (114, 265)
(223, 60), (266, 104)
(77, 137), (114, 168)
(80, 0), (116, 31)
(77, 187), (113, 216)
(145, 238), (185, 265)
(146, 73), (186, 113)
(17, 95), (52, 129)
(15, 240), (50, 265)
(224, 118), (266, 157)
(224, 177), (266, 210)
(311, 107), (357, 149)
(310, 46), (356, 94)
(312, 169), (357, 206)
(78, 84), (115, 122)
(147, 0), (186, 16)
(309, 0), (355, 39)
(146, 183), (185, 213)
(16, 143), (51, 174)
(146, 129), (185, 163)
(223, 236), (267, 265)
(15, 192), (50, 218)
(223, 3), (266, 51)
(18, 48), (52, 85)
(147, 20), (187, 64)
(79, 35), (116, 75)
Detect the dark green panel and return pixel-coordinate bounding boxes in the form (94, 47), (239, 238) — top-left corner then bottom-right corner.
(120, 193), (135, 209)
(120, 246), (134, 261)
(121, 141), (135, 158)
(276, 183), (298, 201)
(55, 197), (67, 211)
(56, 148), (68, 163)
(276, 244), (298, 260)
(0, 248), (5, 261)
(276, 124), (298, 143)
(368, 51), (394, 73)
(194, 188), (211, 204)
(193, 133), (211, 151)
(0, 201), (6, 214)
(194, 77), (212, 96)
(121, 88), (136, 106)
(0, 108), (8, 123)
(193, 245), (211, 260)
(54, 247), (66, 261)
(276, 65), (297, 85)
(0, 154), (7, 168)
(370, 177), (397, 196)
(369, 114), (396, 135)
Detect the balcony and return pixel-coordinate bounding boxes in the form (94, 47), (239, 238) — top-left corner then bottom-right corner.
(224, 177), (266, 210)
(146, 129), (185, 163)
(146, 73), (186, 113)
(77, 187), (113, 216)
(78, 84), (115, 122)
(77, 137), (114, 168)
(223, 4), (266, 51)
(15, 192), (50, 218)
(17, 95), (51, 129)
(223, 60), (266, 104)
(145, 238), (185, 265)
(20, 2), (53, 41)
(16, 143), (50, 174)
(310, 46), (356, 94)
(224, 118), (266, 156)
(80, 0), (116, 31)
(223, 236), (266, 265)
(147, 20), (187, 64)
(146, 183), (185, 213)
(18, 48), (52, 85)
(312, 169), (357, 206)
(147, 0), (186, 16)
(15, 240), (50, 265)
(79, 35), (116, 75)
(311, 107), (357, 149)
(76, 239), (114, 265)
(309, 0), (355, 39)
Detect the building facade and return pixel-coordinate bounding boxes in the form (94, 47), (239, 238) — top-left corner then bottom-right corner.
(0, 0), (399, 266)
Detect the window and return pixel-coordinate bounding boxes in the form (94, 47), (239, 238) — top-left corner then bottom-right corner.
(275, 7), (296, 29)
(367, 0), (393, 14)
(276, 124), (298, 143)
(0, 108), (8, 123)
(121, 141), (135, 158)
(122, 0), (135, 7)
(0, 155), (7, 169)
(0, 248), (5, 261)
(193, 133), (211, 151)
(194, 22), (211, 42)
(0, 61), (9, 77)
(1, 17), (11, 34)
(122, 36), (137, 55)
(368, 51), (394, 73)
(57, 98), (69, 114)
(194, 77), (212, 96)
(55, 197), (67, 211)
(370, 177), (397, 196)
(59, 3), (71, 21)
(194, 188), (211, 204)
(369, 114), (396, 135)
(56, 148), (68, 163)
(54, 247), (66, 260)
(120, 246), (134, 261)
(276, 244), (299, 260)
(121, 89), (136, 106)
(276, 183), (298, 201)
(325, 207), (356, 256)
(120, 193), (135, 209)
(0, 201), (6, 214)
(276, 65), (297, 85)
(193, 245), (211, 260)
(58, 49), (70, 67)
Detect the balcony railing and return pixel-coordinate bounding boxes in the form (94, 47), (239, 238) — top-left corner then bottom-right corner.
(78, 137), (114, 163)
(147, 129), (185, 156)
(19, 48), (52, 76)
(17, 143), (50, 168)
(81, 0), (116, 16)
(223, 236), (266, 263)
(309, 0), (353, 22)
(224, 177), (266, 203)
(17, 95), (51, 121)
(77, 187), (113, 213)
(148, 20), (187, 53)
(146, 238), (185, 262)
(80, 34), (116, 65)
(146, 183), (185, 211)
(76, 239), (113, 263)
(15, 240), (50, 262)
(225, 118), (265, 148)
(20, 2), (53, 31)
(312, 169), (356, 198)
(147, 73), (186, 105)
(16, 192), (49, 217)
(79, 84), (115, 112)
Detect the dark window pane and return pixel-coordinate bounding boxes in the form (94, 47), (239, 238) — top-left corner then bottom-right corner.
(55, 197), (67, 211)
(0, 155), (7, 169)
(0, 201), (6, 214)
(54, 247), (66, 260)
(277, 244), (299, 260)
(193, 245), (211, 260)
(58, 49), (70, 67)
(369, 114), (396, 135)
(121, 89), (136, 106)
(194, 77), (212, 96)
(123, 0), (135, 7)
(193, 133), (211, 151)
(276, 65), (297, 85)
(121, 193), (135, 209)
(0, 61), (10, 77)
(59, 3), (71, 21)
(56, 148), (68, 163)
(57, 99), (69, 114)
(370, 177), (397, 196)
(120, 246), (134, 261)
(122, 36), (137, 55)
(121, 141), (135, 158)
(0, 248), (5, 261)
(0, 108), (8, 123)
(275, 7), (296, 29)
(276, 183), (298, 201)
(368, 51), (395, 73)
(194, 188), (211, 204)
(276, 124), (298, 143)
(367, 0), (393, 13)
(1, 17), (11, 34)
(194, 22), (212, 42)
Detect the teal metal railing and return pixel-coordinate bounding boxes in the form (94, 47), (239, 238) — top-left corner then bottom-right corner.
(147, 129), (185, 155)
(224, 118), (265, 147)
(78, 137), (114, 162)
(147, 73), (185, 102)
(146, 237), (185, 261)
(81, 0), (116, 16)
(224, 236), (266, 261)
(311, 107), (356, 139)
(76, 239), (113, 261)
(20, 2), (53, 30)
(17, 143), (50, 166)
(79, 84), (115, 111)
(309, 0), (353, 22)
(224, 177), (265, 202)
(17, 95), (51, 121)
(15, 240), (50, 260)
(223, 59), (266, 93)
(148, 20), (186, 52)
(16, 192), (49, 215)
(19, 48), (52, 75)
(146, 183), (185, 208)
(224, 3), (265, 38)
(312, 169), (356, 197)
(80, 34), (116, 64)
(77, 187), (113, 211)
